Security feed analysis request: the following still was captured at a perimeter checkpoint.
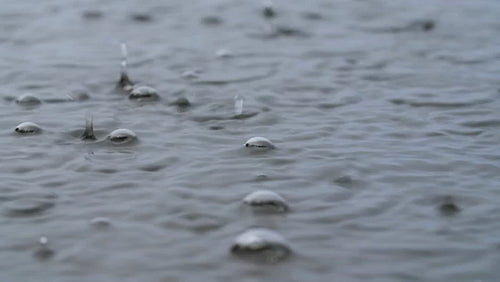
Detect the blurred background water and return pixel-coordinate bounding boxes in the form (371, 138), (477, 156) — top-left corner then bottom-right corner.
(1, 0), (500, 281)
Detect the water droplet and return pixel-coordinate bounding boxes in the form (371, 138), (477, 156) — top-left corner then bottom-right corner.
(33, 236), (54, 261)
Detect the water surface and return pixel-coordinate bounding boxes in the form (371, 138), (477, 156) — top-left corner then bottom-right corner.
(1, 0), (500, 281)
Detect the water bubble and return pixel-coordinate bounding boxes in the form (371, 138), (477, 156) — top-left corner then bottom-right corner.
(244, 137), (275, 149)
(181, 70), (200, 80)
(170, 97), (191, 108)
(108, 128), (137, 145)
(90, 217), (111, 229)
(216, 48), (234, 59)
(14, 122), (42, 135)
(129, 86), (159, 101)
(243, 190), (289, 212)
(15, 94), (41, 106)
(231, 228), (291, 262)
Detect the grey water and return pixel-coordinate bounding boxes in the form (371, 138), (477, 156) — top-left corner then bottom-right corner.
(1, 0), (500, 281)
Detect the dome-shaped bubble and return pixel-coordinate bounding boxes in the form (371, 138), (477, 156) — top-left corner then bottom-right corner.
(15, 122), (42, 135)
(231, 228), (291, 262)
(108, 128), (137, 145)
(243, 190), (289, 212)
(129, 86), (159, 101)
(244, 136), (275, 149)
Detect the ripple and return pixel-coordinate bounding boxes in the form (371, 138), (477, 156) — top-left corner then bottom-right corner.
(390, 98), (491, 108)
(460, 119), (500, 128)
(4, 197), (55, 216)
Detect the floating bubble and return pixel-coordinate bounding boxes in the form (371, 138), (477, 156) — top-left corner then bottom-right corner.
(181, 70), (200, 80)
(231, 228), (291, 262)
(244, 136), (275, 149)
(108, 128), (137, 145)
(129, 85), (159, 101)
(15, 94), (41, 106)
(90, 217), (111, 229)
(216, 48), (234, 58)
(14, 122), (42, 135)
(243, 190), (289, 212)
(170, 97), (191, 108)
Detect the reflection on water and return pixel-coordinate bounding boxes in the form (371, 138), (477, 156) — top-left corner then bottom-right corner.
(1, 0), (500, 281)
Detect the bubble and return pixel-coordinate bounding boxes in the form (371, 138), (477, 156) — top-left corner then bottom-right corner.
(15, 94), (41, 106)
(231, 228), (291, 262)
(128, 86), (159, 101)
(181, 70), (200, 80)
(14, 122), (42, 135)
(243, 190), (289, 212)
(244, 136), (275, 149)
(108, 128), (137, 145)
(90, 217), (111, 229)
(216, 48), (234, 59)
(170, 97), (191, 108)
